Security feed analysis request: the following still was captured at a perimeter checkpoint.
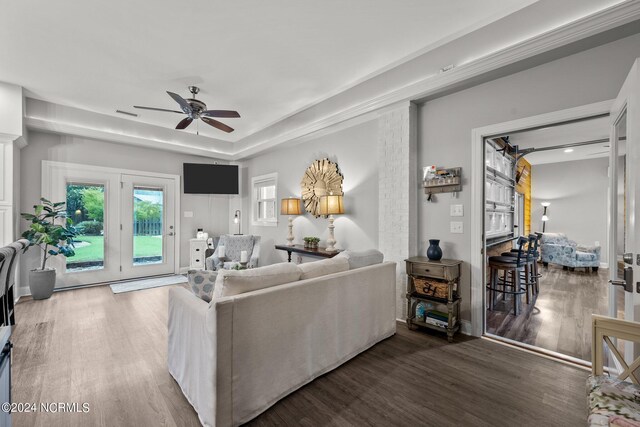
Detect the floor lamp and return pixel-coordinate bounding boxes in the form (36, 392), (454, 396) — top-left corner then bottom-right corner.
(319, 194), (344, 252)
(541, 202), (550, 232)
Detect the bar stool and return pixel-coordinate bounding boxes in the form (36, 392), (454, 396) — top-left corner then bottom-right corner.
(502, 234), (539, 303)
(487, 236), (528, 315)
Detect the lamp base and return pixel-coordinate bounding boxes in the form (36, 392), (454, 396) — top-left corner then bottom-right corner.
(326, 215), (337, 252)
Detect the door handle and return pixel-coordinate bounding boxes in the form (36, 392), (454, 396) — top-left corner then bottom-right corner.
(609, 267), (634, 292)
(623, 252), (633, 265)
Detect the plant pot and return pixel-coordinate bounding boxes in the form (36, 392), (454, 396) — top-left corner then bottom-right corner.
(311, 242), (318, 249)
(29, 268), (56, 300)
(426, 239), (443, 261)
(304, 242), (311, 248)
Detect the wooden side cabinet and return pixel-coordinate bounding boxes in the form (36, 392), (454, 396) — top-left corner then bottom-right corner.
(405, 257), (462, 342)
(189, 239), (208, 269)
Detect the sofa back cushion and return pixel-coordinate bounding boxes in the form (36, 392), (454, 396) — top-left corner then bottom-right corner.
(214, 262), (301, 298)
(297, 257), (349, 280)
(336, 249), (384, 270)
(541, 233), (570, 246)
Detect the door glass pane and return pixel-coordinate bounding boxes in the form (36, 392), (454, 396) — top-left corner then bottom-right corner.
(133, 187), (163, 265)
(66, 183), (105, 272)
(615, 111), (627, 319)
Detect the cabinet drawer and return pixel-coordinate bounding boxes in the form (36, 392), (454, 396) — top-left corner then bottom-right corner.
(411, 264), (445, 279)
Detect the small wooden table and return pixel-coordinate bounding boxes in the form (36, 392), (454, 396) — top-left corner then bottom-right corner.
(275, 244), (342, 262)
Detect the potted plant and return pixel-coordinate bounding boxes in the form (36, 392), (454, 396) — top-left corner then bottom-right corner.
(21, 198), (78, 300)
(303, 237), (313, 249)
(310, 237), (320, 249)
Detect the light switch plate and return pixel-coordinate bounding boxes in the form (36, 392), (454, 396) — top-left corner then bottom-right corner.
(184, 211), (194, 218)
(450, 204), (464, 217)
(450, 221), (463, 234)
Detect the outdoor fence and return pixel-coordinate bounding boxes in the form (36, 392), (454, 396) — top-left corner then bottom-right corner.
(134, 220), (162, 236)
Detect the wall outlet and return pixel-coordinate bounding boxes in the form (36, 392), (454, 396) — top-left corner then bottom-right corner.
(184, 211), (194, 218)
(450, 204), (464, 217)
(450, 221), (463, 234)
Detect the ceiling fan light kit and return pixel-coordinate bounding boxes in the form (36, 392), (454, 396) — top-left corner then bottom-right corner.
(133, 86), (240, 133)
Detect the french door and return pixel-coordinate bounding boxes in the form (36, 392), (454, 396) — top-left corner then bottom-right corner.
(43, 162), (179, 288)
(609, 58), (640, 357)
(120, 174), (175, 279)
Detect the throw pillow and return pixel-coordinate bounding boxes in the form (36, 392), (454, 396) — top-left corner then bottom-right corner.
(297, 257), (349, 280)
(336, 249), (384, 269)
(187, 269), (217, 302)
(213, 262), (301, 298)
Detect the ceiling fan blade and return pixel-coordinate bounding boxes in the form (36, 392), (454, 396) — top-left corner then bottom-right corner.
(202, 110), (241, 118)
(176, 117), (193, 130)
(133, 106), (184, 114)
(167, 91), (193, 114)
(201, 116), (234, 133)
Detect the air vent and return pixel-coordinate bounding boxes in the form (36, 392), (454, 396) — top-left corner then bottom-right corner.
(116, 110), (138, 117)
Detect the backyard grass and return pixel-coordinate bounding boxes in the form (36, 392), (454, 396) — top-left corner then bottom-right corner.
(68, 235), (163, 263)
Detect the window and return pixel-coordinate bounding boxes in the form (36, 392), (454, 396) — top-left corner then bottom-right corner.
(251, 173), (278, 226)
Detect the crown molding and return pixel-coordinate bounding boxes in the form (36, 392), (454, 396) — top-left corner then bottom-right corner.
(230, 0), (640, 160)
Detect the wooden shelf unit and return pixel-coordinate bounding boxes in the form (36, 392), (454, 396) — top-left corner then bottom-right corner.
(404, 257), (462, 342)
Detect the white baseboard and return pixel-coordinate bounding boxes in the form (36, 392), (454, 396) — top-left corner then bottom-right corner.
(600, 262), (609, 269)
(179, 266), (191, 274)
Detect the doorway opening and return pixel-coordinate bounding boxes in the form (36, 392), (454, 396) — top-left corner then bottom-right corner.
(483, 116), (619, 362)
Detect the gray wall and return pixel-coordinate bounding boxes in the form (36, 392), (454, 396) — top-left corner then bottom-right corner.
(418, 33), (640, 321)
(20, 131), (230, 272)
(238, 119), (379, 265)
(531, 157), (609, 265)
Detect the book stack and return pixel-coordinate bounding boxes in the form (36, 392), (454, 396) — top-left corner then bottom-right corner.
(425, 310), (450, 328)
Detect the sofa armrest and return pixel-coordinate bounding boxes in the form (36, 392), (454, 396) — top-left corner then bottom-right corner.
(168, 287), (234, 427)
(577, 245), (601, 256)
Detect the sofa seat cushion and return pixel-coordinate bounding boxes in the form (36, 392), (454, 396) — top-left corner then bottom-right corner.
(187, 269), (217, 302)
(587, 375), (640, 426)
(336, 249), (384, 270)
(297, 257), (349, 280)
(214, 262), (301, 298)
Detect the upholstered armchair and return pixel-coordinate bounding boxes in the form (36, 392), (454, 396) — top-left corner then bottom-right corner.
(205, 234), (261, 270)
(540, 232), (601, 272)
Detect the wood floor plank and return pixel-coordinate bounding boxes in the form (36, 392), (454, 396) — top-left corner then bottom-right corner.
(11, 283), (588, 426)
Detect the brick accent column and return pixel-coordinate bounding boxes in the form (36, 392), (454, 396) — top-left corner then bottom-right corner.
(377, 102), (418, 319)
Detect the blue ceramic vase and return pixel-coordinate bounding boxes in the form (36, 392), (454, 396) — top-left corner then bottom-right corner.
(427, 239), (443, 261)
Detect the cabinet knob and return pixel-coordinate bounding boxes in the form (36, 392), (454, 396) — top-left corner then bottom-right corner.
(195, 248), (200, 252)
(195, 259), (200, 263)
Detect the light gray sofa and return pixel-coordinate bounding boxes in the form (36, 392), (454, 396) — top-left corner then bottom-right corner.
(168, 257), (396, 426)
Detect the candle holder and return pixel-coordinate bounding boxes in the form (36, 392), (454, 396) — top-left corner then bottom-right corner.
(239, 261), (248, 269)
(216, 256), (227, 270)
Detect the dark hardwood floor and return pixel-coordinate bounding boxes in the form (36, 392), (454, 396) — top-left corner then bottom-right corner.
(12, 284), (588, 426)
(486, 263), (620, 361)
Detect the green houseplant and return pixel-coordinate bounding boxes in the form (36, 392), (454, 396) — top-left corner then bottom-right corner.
(21, 198), (78, 300)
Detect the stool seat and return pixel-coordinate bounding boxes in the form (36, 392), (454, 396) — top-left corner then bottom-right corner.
(501, 252), (536, 261)
(489, 256), (526, 265)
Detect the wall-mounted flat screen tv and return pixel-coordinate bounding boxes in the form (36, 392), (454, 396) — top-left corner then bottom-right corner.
(183, 163), (239, 194)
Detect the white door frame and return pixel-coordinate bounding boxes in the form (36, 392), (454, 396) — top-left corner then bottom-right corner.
(41, 161), (181, 283)
(469, 100), (613, 337)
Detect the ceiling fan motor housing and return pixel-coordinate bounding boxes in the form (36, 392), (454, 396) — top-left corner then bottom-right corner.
(187, 98), (207, 117)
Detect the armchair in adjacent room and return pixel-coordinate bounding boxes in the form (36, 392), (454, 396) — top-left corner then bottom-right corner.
(540, 232), (601, 272)
(205, 234), (261, 270)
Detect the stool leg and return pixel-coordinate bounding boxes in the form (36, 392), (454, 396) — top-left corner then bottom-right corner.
(524, 263), (530, 304)
(490, 267), (498, 310)
(534, 261), (540, 294)
(513, 269), (521, 316)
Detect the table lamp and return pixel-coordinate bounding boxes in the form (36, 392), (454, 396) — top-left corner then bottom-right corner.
(280, 197), (302, 246)
(319, 194), (344, 252)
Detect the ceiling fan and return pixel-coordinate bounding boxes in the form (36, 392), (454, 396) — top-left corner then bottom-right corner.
(134, 86), (240, 133)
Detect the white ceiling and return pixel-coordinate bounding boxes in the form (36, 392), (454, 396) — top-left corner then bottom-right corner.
(0, 0), (537, 141)
(509, 116), (611, 165)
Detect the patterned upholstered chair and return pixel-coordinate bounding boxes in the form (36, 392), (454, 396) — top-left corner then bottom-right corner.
(540, 232), (601, 272)
(205, 234), (260, 270)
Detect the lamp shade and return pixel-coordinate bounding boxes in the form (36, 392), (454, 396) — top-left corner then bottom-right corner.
(319, 194), (344, 215)
(280, 197), (302, 215)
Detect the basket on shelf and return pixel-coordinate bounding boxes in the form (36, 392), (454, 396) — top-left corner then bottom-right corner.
(413, 277), (449, 300)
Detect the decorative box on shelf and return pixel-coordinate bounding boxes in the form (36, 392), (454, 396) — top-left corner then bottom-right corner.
(404, 257), (462, 342)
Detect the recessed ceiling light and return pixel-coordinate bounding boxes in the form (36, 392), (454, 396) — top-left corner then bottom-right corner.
(564, 148), (574, 153)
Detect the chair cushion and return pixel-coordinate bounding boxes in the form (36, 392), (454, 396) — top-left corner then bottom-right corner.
(213, 262), (301, 298)
(187, 269), (217, 302)
(297, 257), (349, 280)
(335, 249), (384, 269)
(218, 234), (255, 262)
(587, 375), (640, 426)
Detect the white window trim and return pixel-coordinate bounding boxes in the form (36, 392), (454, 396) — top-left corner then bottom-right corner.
(251, 172), (278, 227)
